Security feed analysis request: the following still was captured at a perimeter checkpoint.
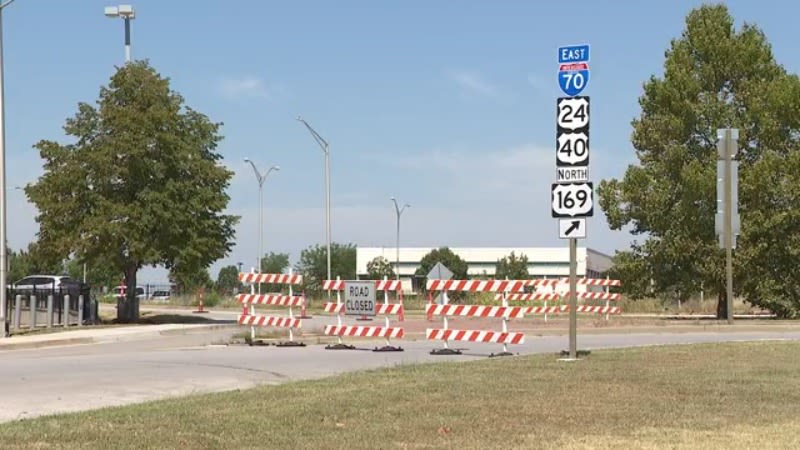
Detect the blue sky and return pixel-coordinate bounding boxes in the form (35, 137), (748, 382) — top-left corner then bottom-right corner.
(3, 1), (797, 282)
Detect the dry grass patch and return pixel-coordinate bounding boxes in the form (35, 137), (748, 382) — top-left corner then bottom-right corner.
(0, 341), (799, 449)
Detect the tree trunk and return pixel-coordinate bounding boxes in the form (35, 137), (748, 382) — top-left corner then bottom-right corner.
(716, 288), (728, 320)
(117, 263), (140, 323)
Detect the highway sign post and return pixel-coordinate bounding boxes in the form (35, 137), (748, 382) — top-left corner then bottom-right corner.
(716, 128), (739, 324)
(554, 44), (592, 360)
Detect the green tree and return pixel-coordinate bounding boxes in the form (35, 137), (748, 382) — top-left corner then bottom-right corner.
(259, 252), (290, 292)
(8, 247), (35, 284)
(366, 256), (395, 280)
(597, 4), (800, 317)
(169, 265), (213, 294)
(260, 252), (290, 274)
(295, 243), (356, 296)
(415, 247), (469, 285)
(26, 60), (238, 322)
(9, 242), (63, 283)
(216, 265), (241, 295)
(494, 251), (530, 280)
(64, 257), (121, 291)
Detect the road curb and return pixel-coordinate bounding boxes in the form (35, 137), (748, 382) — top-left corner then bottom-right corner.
(0, 337), (95, 351)
(157, 324), (238, 336)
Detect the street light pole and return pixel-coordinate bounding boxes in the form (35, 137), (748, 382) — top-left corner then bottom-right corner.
(104, 4), (135, 63)
(297, 117), (332, 285)
(244, 158), (279, 293)
(390, 198), (409, 280)
(0, 0), (17, 338)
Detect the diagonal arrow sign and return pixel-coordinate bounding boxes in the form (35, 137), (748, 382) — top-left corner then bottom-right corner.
(559, 218), (586, 239)
(565, 220), (580, 236)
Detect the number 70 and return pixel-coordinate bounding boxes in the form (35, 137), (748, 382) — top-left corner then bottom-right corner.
(561, 72), (586, 90)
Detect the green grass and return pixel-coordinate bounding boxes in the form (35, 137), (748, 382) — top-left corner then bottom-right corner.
(1, 341), (800, 449)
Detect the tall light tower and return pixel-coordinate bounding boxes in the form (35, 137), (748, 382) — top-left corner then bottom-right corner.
(390, 198), (409, 280)
(104, 4), (135, 63)
(296, 117), (331, 285)
(244, 158), (279, 293)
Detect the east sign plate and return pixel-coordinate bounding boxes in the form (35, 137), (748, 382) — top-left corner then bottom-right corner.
(557, 44), (590, 97)
(344, 281), (376, 316)
(551, 182), (594, 218)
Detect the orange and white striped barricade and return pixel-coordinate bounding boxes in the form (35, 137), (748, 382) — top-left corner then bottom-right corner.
(237, 269), (306, 347)
(568, 304), (621, 315)
(425, 279), (544, 356)
(494, 290), (563, 316)
(321, 277), (405, 351)
(553, 277), (622, 320)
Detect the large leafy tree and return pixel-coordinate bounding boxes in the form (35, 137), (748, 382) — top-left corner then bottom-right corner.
(415, 247), (468, 285)
(366, 256), (395, 280)
(216, 265), (241, 295)
(259, 251), (290, 292)
(26, 61), (238, 322)
(169, 265), (214, 295)
(295, 243), (356, 296)
(64, 257), (121, 290)
(494, 251), (530, 280)
(260, 252), (290, 274)
(598, 5), (800, 317)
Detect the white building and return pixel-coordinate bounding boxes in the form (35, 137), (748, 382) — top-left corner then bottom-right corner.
(356, 247), (614, 292)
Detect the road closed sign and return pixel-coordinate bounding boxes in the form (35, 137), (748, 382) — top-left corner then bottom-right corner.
(344, 281), (376, 316)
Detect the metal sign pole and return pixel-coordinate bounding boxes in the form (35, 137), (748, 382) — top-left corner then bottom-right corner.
(569, 237), (577, 359)
(724, 129), (734, 324)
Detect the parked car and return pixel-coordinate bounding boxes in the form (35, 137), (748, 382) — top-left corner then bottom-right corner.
(112, 285), (146, 300)
(150, 290), (171, 302)
(11, 275), (86, 295)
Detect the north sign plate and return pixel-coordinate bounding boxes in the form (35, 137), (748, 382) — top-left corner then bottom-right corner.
(551, 182), (594, 218)
(556, 167), (589, 183)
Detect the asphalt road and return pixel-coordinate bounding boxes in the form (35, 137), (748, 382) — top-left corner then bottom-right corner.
(1, 325), (800, 423)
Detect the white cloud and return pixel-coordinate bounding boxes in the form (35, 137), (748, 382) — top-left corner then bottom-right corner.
(385, 144), (552, 196)
(526, 73), (550, 96)
(449, 70), (500, 98)
(219, 76), (270, 100)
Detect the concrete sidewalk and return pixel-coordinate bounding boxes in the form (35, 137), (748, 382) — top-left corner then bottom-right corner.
(0, 323), (234, 351)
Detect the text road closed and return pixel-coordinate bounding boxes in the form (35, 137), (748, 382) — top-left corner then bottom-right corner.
(344, 281), (376, 316)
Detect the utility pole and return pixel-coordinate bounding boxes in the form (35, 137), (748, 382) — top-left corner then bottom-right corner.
(0, 0), (18, 338)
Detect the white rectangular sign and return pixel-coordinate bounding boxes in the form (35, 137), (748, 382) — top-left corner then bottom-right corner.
(556, 167), (589, 183)
(559, 218), (587, 239)
(344, 281), (376, 316)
